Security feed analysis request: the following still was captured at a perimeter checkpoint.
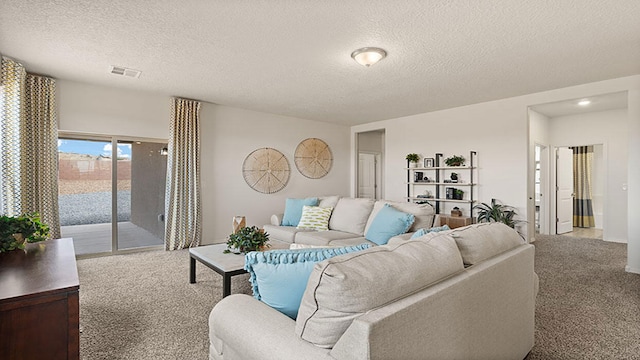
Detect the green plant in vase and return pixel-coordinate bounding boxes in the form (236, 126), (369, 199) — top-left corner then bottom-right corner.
(224, 226), (270, 254)
(406, 153), (420, 167)
(0, 212), (50, 252)
(454, 189), (464, 200)
(444, 155), (465, 167)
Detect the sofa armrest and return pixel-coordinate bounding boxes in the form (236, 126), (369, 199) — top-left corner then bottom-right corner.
(271, 213), (284, 226)
(210, 294), (333, 360)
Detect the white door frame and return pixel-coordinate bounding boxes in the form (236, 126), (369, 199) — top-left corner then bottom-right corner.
(534, 144), (550, 235)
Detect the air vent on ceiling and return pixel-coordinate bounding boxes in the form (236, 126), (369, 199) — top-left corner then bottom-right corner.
(109, 65), (141, 78)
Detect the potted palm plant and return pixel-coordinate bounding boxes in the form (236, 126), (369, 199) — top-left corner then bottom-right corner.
(0, 212), (50, 252)
(474, 199), (521, 229)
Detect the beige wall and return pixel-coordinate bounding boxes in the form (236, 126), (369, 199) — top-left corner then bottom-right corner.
(548, 109), (628, 242)
(199, 103), (350, 243)
(57, 80), (351, 245)
(351, 75), (640, 273)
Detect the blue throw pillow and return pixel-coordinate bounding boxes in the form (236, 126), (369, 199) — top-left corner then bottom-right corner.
(244, 244), (371, 319)
(410, 224), (451, 239)
(281, 197), (319, 226)
(365, 204), (415, 245)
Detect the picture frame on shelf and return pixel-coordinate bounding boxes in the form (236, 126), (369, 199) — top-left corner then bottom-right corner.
(424, 158), (434, 168)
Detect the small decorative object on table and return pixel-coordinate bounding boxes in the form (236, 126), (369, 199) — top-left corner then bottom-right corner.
(232, 216), (246, 234)
(451, 207), (462, 217)
(0, 212), (50, 252)
(225, 226), (270, 254)
(450, 172), (458, 183)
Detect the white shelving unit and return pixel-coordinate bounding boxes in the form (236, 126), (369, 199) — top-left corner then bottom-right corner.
(406, 151), (477, 217)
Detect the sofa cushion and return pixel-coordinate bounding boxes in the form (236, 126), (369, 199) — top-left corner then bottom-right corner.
(294, 230), (362, 246)
(364, 200), (435, 234)
(326, 238), (375, 248)
(295, 235), (464, 348)
(318, 195), (340, 209)
(244, 244), (371, 319)
(262, 225), (314, 244)
(410, 224), (451, 239)
(364, 204), (415, 245)
(297, 206), (333, 231)
(450, 222), (524, 265)
(282, 197), (319, 226)
(328, 198), (375, 235)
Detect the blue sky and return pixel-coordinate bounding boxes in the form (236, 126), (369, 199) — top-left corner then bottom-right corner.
(58, 139), (131, 158)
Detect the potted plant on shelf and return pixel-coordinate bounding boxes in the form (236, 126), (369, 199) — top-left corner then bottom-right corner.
(474, 199), (522, 229)
(224, 226), (270, 254)
(444, 155), (465, 167)
(0, 212), (50, 252)
(454, 189), (464, 200)
(406, 153), (420, 167)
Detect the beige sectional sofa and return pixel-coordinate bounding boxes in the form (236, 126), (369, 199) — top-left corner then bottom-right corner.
(263, 196), (436, 247)
(209, 222), (538, 360)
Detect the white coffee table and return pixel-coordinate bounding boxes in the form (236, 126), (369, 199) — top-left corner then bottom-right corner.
(189, 242), (288, 298)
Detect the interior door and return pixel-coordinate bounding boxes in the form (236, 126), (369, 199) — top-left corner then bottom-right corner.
(358, 153), (376, 199)
(556, 147), (574, 234)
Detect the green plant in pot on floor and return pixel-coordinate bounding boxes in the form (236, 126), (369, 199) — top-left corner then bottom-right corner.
(474, 199), (521, 229)
(0, 212), (50, 252)
(225, 226), (270, 254)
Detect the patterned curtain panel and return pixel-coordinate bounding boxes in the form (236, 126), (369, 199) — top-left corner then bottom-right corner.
(573, 146), (595, 228)
(22, 74), (61, 239)
(0, 56), (26, 216)
(164, 97), (202, 250)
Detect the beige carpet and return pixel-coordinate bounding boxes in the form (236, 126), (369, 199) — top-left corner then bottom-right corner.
(78, 249), (252, 360)
(526, 235), (640, 360)
(78, 235), (640, 359)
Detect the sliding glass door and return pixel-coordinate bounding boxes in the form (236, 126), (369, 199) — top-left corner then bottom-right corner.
(58, 134), (167, 255)
(117, 140), (167, 251)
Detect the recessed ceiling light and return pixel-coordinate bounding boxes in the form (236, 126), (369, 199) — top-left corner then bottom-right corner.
(578, 99), (591, 106)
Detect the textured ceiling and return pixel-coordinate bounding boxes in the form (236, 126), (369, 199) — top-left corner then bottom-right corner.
(530, 91), (628, 118)
(1, 1), (639, 126)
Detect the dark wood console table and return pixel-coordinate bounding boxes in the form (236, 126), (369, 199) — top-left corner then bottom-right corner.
(0, 238), (80, 360)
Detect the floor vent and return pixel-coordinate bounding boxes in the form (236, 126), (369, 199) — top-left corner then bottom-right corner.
(109, 66), (141, 78)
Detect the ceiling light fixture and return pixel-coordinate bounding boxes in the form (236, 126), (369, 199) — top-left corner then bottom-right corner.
(578, 99), (591, 106)
(351, 47), (387, 67)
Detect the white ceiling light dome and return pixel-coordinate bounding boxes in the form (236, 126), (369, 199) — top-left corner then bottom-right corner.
(351, 47), (387, 67)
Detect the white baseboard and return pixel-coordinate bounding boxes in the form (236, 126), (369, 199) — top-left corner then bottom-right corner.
(625, 265), (640, 274)
(603, 238), (627, 244)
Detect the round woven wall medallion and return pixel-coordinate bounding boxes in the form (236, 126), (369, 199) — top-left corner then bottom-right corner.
(294, 138), (333, 179)
(242, 148), (290, 194)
